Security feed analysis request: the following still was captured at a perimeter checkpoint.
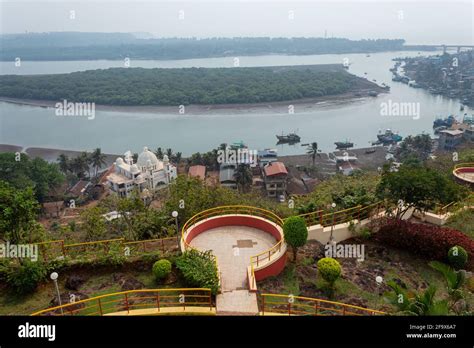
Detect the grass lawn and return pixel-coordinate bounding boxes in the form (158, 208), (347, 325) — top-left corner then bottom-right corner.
(258, 239), (473, 314)
(445, 208), (474, 239)
(0, 262), (185, 315)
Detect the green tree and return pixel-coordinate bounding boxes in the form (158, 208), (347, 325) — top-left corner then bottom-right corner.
(233, 164), (253, 193)
(376, 164), (464, 219)
(306, 142), (320, 166)
(90, 148), (107, 178)
(57, 153), (70, 174)
(429, 261), (466, 308)
(80, 206), (107, 241)
(0, 181), (40, 244)
(283, 216), (308, 261)
(0, 153), (64, 202)
(154, 147), (163, 160)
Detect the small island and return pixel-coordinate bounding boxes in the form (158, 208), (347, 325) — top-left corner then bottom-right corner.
(0, 64), (385, 109)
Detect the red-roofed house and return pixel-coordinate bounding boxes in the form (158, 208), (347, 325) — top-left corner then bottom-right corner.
(263, 162), (288, 200)
(188, 165), (206, 180)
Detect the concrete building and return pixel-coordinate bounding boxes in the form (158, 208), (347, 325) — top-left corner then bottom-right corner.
(263, 162), (288, 200)
(438, 129), (465, 150)
(219, 163), (237, 190)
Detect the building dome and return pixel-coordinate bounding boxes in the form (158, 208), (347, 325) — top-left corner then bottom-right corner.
(116, 158), (124, 165)
(130, 164), (140, 174)
(136, 146), (159, 168)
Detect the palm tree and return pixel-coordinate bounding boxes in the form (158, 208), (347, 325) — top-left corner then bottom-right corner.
(174, 152), (182, 164)
(70, 154), (89, 179)
(154, 147), (163, 160)
(429, 261), (466, 309)
(57, 153), (70, 174)
(166, 148), (173, 159)
(90, 148), (107, 178)
(306, 142), (320, 166)
(233, 163), (253, 193)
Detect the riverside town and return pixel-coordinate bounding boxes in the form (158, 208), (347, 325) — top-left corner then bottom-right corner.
(0, 0), (472, 347)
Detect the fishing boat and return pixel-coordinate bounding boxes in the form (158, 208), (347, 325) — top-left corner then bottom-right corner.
(334, 140), (354, 149)
(433, 115), (455, 128)
(276, 132), (301, 144)
(376, 129), (403, 145)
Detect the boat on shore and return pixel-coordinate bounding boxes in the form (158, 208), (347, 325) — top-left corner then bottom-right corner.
(433, 115), (455, 128)
(374, 129), (403, 145)
(276, 132), (301, 144)
(334, 140), (354, 149)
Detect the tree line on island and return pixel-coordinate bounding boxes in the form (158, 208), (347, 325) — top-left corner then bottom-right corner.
(0, 65), (361, 106)
(0, 34), (409, 61)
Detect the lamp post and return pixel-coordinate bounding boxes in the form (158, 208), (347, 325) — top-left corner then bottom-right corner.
(329, 203), (337, 245)
(172, 210), (179, 247)
(50, 272), (63, 315)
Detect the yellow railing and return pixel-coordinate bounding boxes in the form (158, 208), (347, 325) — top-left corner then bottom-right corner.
(454, 162), (474, 171)
(260, 294), (385, 316)
(34, 236), (178, 262)
(31, 288), (214, 316)
(297, 201), (386, 228)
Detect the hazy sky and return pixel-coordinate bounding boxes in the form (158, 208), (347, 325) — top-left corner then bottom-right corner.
(1, 0), (473, 45)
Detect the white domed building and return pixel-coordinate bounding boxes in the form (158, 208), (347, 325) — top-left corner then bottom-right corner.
(107, 146), (177, 198)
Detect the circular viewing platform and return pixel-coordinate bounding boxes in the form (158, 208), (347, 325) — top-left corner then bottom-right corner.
(453, 163), (474, 187)
(181, 206), (287, 291)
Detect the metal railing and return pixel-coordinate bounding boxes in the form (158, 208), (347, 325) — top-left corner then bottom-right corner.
(297, 201), (386, 228)
(31, 288), (214, 316)
(260, 294), (386, 316)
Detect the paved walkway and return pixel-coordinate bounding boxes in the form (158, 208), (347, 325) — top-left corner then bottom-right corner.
(190, 225), (276, 314)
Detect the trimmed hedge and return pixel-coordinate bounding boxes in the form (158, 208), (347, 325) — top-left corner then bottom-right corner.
(152, 259), (172, 280)
(375, 219), (474, 269)
(317, 257), (342, 286)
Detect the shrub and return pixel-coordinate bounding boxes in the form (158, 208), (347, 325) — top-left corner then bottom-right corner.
(152, 259), (172, 280)
(283, 216), (308, 261)
(5, 260), (48, 294)
(317, 257), (342, 287)
(175, 250), (219, 294)
(375, 219), (474, 269)
(448, 246), (468, 270)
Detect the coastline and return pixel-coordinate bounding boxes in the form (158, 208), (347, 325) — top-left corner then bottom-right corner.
(0, 83), (387, 115)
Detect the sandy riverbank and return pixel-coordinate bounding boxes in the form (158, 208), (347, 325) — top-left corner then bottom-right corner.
(0, 144), (119, 165)
(0, 87), (387, 115)
(1, 143), (388, 172)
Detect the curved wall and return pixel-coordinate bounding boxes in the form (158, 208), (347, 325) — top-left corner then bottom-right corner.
(182, 214), (286, 281)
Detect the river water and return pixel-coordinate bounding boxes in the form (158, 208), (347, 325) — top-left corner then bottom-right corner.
(0, 50), (472, 156)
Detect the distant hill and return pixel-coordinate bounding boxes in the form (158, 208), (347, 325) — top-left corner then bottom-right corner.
(0, 64), (379, 106)
(0, 33), (408, 61)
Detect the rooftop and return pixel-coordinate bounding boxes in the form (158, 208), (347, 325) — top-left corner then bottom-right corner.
(189, 165), (206, 180)
(264, 162), (288, 176)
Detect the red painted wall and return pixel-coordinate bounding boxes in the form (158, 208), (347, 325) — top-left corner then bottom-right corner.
(254, 253), (287, 281)
(184, 214), (287, 282)
(185, 215), (282, 244)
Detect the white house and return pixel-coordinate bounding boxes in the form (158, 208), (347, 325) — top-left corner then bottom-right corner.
(107, 146), (177, 198)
